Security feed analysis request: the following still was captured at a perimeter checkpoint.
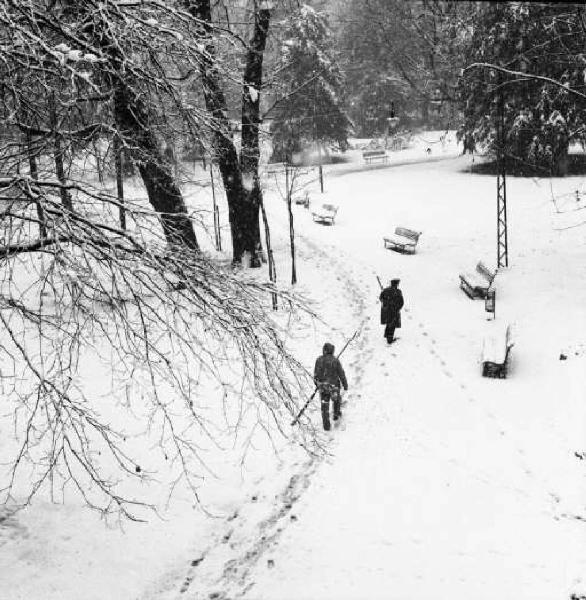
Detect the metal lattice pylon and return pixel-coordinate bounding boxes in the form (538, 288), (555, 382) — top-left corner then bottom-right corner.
(496, 82), (509, 268)
(497, 170), (508, 267)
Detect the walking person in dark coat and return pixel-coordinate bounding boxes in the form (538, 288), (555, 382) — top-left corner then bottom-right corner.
(380, 278), (404, 344)
(314, 342), (348, 431)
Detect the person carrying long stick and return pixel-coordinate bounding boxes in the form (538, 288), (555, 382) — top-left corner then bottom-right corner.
(313, 342), (348, 431)
(377, 276), (404, 345)
(291, 327), (359, 427)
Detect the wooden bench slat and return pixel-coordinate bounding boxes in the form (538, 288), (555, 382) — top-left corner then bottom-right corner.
(394, 227), (421, 241)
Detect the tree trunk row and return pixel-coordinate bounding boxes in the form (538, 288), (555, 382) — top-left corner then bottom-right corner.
(185, 0), (271, 266)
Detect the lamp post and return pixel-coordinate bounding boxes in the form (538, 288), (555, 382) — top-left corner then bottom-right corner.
(384, 101), (399, 149)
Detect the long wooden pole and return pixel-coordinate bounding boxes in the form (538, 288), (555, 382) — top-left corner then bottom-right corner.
(114, 133), (126, 230)
(286, 162), (297, 284)
(210, 164), (221, 251)
(260, 199), (277, 310)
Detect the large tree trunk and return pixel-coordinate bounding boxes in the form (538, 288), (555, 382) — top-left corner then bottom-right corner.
(91, 19), (198, 250)
(26, 132), (47, 239)
(113, 133), (126, 230)
(50, 94), (73, 211)
(186, 0), (271, 266)
(113, 84), (198, 249)
(240, 5), (271, 266)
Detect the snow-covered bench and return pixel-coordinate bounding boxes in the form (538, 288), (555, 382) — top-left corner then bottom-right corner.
(266, 162), (284, 174)
(481, 324), (513, 378)
(383, 227), (421, 254)
(459, 261), (496, 299)
(294, 191), (310, 208)
(362, 149), (388, 164)
(311, 203), (338, 225)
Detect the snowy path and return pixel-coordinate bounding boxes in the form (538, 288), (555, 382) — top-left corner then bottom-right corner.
(3, 148), (586, 600)
(226, 156), (586, 599)
(244, 302), (576, 599)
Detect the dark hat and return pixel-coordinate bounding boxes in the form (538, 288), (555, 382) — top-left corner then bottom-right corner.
(323, 342), (335, 355)
(391, 278), (400, 284)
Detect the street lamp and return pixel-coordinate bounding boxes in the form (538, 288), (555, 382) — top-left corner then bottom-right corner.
(385, 101), (399, 148)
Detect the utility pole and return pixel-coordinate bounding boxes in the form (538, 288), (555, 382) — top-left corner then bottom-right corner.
(285, 160), (297, 284)
(496, 77), (509, 268)
(210, 162), (221, 251)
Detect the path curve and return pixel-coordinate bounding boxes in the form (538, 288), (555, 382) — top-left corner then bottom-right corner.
(233, 239), (580, 600)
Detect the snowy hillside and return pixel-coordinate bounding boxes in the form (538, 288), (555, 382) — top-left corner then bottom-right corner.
(1, 133), (585, 600)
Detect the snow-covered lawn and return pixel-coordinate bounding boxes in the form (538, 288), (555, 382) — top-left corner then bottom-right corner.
(1, 136), (586, 600)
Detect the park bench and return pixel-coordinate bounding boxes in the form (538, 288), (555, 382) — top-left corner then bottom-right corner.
(362, 149), (388, 164)
(459, 261), (496, 299)
(311, 203), (338, 225)
(481, 324), (513, 378)
(294, 191), (310, 208)
(383, 227), (421, 254)
(266, 162), (285, 174)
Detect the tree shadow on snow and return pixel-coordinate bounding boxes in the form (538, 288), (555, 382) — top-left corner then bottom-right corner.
(461, 153), (586, 178)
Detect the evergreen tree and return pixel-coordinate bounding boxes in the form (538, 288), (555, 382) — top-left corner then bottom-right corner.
(337, 0), (468, 134)
(460, 2), (586, 176)
(269, 5), (351, 163)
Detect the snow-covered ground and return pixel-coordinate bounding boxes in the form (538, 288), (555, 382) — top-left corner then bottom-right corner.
(1, 132), (586, 599)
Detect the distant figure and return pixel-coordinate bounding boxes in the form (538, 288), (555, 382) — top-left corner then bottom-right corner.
(462, 132), (475, 156)
(426, 147), (432, 155)
(380, 279), (404, 344)
(314, 342), (348, 431)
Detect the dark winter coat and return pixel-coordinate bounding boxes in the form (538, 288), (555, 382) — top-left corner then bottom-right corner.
(380, 286), (404, 328)
(314, 354), (348, 391)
